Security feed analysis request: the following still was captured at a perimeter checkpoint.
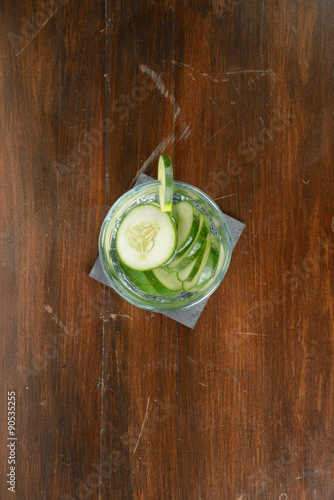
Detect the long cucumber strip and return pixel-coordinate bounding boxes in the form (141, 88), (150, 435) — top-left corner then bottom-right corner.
(180, 233), (210, 283)
(145, 267), (182, 298)
(184, 238), (220, 291)
(158, 155), (174, 212)
(174, 201), (197, 249)
(172, 203), (201, 261)
(120, 262), (161, 296)
(177, 258), (197, 282)
(183, 233), (212, 291)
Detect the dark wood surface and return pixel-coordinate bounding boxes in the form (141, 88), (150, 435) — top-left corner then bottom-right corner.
(1, 0), (333, 498)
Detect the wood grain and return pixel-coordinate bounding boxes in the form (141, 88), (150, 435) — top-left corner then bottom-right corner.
(0, 0), (333, 499)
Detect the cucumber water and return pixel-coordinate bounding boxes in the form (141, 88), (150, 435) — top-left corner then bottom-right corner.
(115, 156), (221, 296)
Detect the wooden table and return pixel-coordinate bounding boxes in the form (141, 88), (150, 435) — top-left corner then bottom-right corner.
(1, 1), (333, 498)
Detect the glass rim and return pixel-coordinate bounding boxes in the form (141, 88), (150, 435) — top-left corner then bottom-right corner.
(98, 180), (232, 312)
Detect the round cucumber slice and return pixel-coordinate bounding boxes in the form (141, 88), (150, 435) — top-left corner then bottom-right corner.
(145, 267), (182, 298)
(182, 233), (212, 291)
(158, 155), (173, 212)
(116, 204), (176, 271)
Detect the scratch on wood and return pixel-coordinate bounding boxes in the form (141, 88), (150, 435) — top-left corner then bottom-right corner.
(214, 193), (236, 201)
(139, 63), (180, 115)
(99, 311), (131, 322)
(115, 342), (121, 388)
(223, 68), (274, 77)
(131, 120), (191, 186)
(44, 305), (69, 334)
(133, 396), (151, 454)
(171, 60), (227, 83)
(288, 314), (302, 329)
(179, 123), (191, 140)
(130, 133), (175, 187)
(135, 65), (192, 184)
(16, 5), (62, 56)
(139, 64), (185, 127)
(233, 81), (240, 93)
(109, 313), (131, 320)
(203, 119), (235, 146)
(266, 129), (274, 141)
(102, 412), (129, 446)
(172, 60), (275, 83)
(174, 105), (181, 122)
(186, 355), (196, 364)
(234, 332), (268, 337)
(139, 64), (170, 98)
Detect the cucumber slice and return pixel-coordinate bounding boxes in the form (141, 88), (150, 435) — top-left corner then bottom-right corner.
(177, 223), (215, 282)
(184, 237), (221, 292)
(116, 204), (176, 271)
(210, 236), (221, 274)
(120, 262), (161, 296)
(187, 258), (215, 292)
(173, 201), (200, 258)
(158, 155), (173, 212)
(183, 233), (213, 291)
(174, 201), (195, 248)
(183, 233), (212, 283)
(168, 212), (210, 271)
(177, 258), (197, 282)
(178, 232), (209, 283)
(145, 267), (182, 298)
